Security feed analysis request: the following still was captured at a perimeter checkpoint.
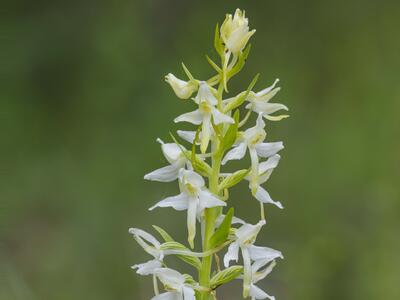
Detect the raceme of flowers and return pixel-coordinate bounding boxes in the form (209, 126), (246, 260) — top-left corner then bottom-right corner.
(129, 8), (289, 300)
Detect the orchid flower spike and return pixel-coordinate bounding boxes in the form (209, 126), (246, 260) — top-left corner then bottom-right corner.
(130, 9), (288, 299)
(152, 268), (196, 300)
(246, 79), (289, 121)
(222, 113), (284, 194)
(149, 169), (226, 248)
(144, 139), (190, 182)
(128, 228), (164, 275)
(174, 82), (234, 153)
(165, 73), (198, 100)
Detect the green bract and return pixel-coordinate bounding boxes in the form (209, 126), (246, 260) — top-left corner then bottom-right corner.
(129, 8), (289, 300)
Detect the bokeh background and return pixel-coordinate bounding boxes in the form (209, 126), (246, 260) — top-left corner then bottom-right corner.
(2, 0), (400, 299)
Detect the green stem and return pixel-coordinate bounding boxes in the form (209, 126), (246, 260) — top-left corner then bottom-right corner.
(199, 152), (221, 300)
(199, 79), (224, 300)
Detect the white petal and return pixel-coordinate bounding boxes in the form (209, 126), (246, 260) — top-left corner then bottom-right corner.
(128, 228), (160, 248)
(174, 109), (203, 124)
(198, 190), (226, 211)
(255, 79), (280, 98)
(258, 155), (281, 174)
(255, 142), (284, 158)
(182, 286), (195, 300)
(144, 164), (181, 182)
(223, 241), (240, 267)
(254, 102), (288, 115)
(215, 214), (245, 228)
(235, 220), (265, 245)
(211, 107), (234, 124)
(232, 215), (246, 225)
(177, 130), (197, 144)
(252, 260), (277, 283)
(195, 82), (218, 106)
(249, 284), (274, 300)
(154, 268), (185, 288)
(162, 143), (184, 164)
(149, 193), (189, 211)
(254, 186), (283, 209)
(221, 143), (247, 165)
(131, 259), (162, 275)
(152, 291), (182, 300)
(248, 245), (283, 262)
(180, 169), (205, 188)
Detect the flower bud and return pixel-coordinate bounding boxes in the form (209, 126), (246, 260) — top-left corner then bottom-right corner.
(220, 9), (255, 54)
(165, 73), (197, 99)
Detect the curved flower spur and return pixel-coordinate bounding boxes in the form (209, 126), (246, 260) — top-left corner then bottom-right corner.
(129, 8), (289, 300)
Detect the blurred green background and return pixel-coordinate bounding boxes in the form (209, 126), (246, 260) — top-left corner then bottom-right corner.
(2, 0), (400, 299)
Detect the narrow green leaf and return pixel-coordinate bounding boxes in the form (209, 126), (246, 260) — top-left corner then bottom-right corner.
(210, 265), (244, 289)
(223, 74), (259, 113)
(188, 128), (212, 177)
(221, 110), (239, 151)
(160, 242), (202, 270)
(181, 62), (195, 81)
(227, 44), (251, 79)
(214, 23), (223, 55)
(206, 55), (221, 73)
(209, 208), (234, 248)
(218, 169), (250, 191)
(152, 225), (174, 242)
(191, 155), (212, 177)
(246, 73), (260, 94)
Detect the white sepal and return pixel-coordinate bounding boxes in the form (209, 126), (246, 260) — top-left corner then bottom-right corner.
(174, 110), (203, 125)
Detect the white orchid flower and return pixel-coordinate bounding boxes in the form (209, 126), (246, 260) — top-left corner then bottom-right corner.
(245, 79), (289, 121)
(165, 73), (197, 100)
(152, 268), (196, 300)
(221, 9), (256, 54)
(144, 139), (189, 182)
(128, 228), (164, 275)
(248, 260), (278, 300)
(174, 82), (234, 153)
(149, 169), (226, 247)
(245, 154), (283, 209)
(222, 113), (284, 194)
(224, 220), (283, 298)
